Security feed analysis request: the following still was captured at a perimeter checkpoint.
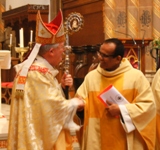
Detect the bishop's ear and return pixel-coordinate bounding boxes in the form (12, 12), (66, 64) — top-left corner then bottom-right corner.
(49, 47), (55, 53)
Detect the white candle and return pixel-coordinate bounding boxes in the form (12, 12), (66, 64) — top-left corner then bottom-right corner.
(9, 34), (12, 45)
(19, 28), (24, 47)
(30, 30), (33, 42)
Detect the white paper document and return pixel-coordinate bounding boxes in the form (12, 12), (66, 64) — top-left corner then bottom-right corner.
(98, 85), (129, 106)
(98, 85), (135, 133)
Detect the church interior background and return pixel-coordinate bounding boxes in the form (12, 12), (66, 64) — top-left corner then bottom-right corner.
(0, 0), (160, 149)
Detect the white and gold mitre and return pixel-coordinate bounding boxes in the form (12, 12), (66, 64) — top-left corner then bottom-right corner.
(36, 10), (65, 45)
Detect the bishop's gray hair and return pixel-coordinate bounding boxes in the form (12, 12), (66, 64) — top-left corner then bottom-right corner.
(38, 43), (59, 56)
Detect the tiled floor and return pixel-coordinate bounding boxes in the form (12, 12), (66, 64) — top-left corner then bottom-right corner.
(0, 103), (10, 150)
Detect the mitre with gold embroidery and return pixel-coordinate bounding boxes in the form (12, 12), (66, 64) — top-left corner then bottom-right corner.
(36, 10), (65, 45)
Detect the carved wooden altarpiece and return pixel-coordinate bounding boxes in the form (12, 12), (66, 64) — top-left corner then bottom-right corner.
(1, 4), (49, 82)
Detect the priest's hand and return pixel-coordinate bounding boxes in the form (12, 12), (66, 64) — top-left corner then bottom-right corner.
(61, 73), (73, 89)
(106, 101), (120, 117)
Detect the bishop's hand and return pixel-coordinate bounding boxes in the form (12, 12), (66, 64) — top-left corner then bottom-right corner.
(61, 73), (73, 89)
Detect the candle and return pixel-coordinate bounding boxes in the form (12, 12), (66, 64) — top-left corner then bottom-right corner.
(19, 28), (24, 47)
(30, 30), (33, 42)
(9, 34), (12, 45)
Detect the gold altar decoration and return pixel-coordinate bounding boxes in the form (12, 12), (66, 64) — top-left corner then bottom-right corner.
(8, 44), (12, 51)
(150, 38), (160, 49)
(149, 38), (160, 71)
(28, 41), (34, 51)
(15, 47), (29, 62)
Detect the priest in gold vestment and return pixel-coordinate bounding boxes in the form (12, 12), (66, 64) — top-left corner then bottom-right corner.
(76, 38), (156, 150)
(7, 10), (84, 150)
(151, 68), (160, 150)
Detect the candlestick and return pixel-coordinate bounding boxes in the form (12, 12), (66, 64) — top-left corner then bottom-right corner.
(8, 44), (12, 51)
(9, 34), (12, 45)
(15, 47), (29, 62)
(28, 41), (33, 51)
(30, 30), (33, 42)
(19, 28), (24, 47)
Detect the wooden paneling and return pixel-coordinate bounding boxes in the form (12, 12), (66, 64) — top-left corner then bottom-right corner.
(121, 38), (152, 73)
(2, 5), (49, 25)
(62, 0), (104, 46)
(61, 0), (104, 93)
(1, 4), (49, 82)
(2, 4), (49, 47)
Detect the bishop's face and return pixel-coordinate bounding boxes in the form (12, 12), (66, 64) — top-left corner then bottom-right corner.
(49, 42), (65, 67)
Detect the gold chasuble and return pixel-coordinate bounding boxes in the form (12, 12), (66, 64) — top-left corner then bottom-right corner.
(7, 56), (80, 150)
(151, 69), (160, 150)
(77, 58), (156, 150)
